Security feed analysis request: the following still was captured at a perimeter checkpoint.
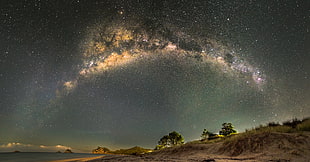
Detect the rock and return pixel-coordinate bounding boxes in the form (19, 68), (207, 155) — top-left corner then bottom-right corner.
(92, 146), (110, 154)
(64, 149), (73, 153)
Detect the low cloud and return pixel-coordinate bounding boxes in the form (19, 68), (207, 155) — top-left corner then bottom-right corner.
(0, 142), (71, 152)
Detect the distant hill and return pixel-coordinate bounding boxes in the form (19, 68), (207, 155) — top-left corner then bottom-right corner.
(111, 146), (153, 155)
(92, 146), (152, 155)
(92, 147), (110, 154)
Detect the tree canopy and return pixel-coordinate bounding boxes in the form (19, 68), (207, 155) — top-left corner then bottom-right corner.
(157, 131), (184, 149)
(219, 123), (237, 136)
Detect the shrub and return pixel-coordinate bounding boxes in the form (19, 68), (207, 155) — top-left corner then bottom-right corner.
(282, 118), (302, 128)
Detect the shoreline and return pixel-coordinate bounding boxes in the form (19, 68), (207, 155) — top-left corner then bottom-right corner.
(48, 155), (104, 162)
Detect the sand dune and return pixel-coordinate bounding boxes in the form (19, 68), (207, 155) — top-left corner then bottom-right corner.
(90, 132), (310, 162)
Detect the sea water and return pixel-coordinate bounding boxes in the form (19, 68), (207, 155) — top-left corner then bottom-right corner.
(0, 152), (105, 162)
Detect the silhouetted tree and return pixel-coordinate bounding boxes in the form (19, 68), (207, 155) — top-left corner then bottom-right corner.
(219, 123), (237, 136)
(168, 131), (184, 146)
(158, 131), (184, 148)
(201, 129), (211, 140)
(158, 135), (170, 147)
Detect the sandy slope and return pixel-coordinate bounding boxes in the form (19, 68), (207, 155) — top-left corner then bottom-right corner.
(90, 132), (310, 162)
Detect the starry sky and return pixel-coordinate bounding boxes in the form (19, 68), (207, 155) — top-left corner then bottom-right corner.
(0, 0), (309, 152)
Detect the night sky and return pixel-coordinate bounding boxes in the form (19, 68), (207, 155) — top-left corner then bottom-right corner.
(0, 0), (309, 152)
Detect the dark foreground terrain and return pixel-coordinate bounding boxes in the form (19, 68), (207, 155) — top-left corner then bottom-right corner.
(89, 131), (310, 162)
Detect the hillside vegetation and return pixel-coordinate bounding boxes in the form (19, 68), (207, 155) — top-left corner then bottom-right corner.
(93, 118), (310, 161)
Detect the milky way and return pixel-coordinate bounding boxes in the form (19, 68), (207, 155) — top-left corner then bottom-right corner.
(59, 17), (266, 95)
(46, 16), (271, 149)
(0, 0), (308, 152)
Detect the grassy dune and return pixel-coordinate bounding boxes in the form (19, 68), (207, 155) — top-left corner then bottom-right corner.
(92, 118), (310, 161)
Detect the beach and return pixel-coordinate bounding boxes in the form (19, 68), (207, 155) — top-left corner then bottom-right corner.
(0, 152), (105, 162)
(49, 156), (104, 162)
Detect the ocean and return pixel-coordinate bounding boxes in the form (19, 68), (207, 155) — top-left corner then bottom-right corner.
(0, 152), (105, 162)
